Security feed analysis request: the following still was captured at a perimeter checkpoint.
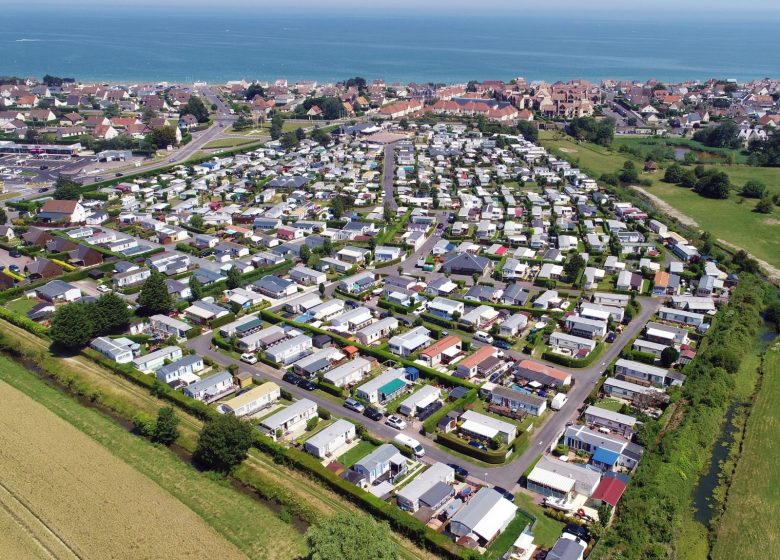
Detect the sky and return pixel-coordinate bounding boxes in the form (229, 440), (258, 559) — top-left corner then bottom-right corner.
(6, 0), (780, 16)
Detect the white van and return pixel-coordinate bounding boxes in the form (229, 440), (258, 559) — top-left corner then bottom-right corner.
(474, 331), (494, 344)
(393, 434), (425, 457)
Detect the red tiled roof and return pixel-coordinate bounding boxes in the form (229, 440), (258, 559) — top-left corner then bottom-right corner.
(420, 335), (461, 358)
(591, 475), (627, 507)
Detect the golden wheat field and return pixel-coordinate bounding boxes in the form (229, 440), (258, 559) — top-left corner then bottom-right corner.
(0, 379), (248, 560)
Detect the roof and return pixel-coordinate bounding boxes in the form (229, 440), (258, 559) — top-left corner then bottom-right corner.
(451, 488), (518, 542)
(592, 447), (621, 466)
(379, 377), (407, 397)
(40, 199), (79, 214)
(591, 474), (628, 507)
(260, 398), (317, 430)
(223, 382), (280, 411)
(355, 443), (403, 472)
(584, 405), (638, 427)
(304, 419), (354, 448)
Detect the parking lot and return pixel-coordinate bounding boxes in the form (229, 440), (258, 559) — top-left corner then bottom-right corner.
(0, 247), (32, 270)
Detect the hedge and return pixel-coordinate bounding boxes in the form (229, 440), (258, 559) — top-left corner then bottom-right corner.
(185, 327), (203, 339)
(317, 379), (347, 398)
(542, 342), (604, 368)
(620, 348), (657, 365)
(377, 298), (415, 314)
(422, 388), (478, 435)
(0, 306), (50, 338)
(436, 432), (508, 464)
(210, 312), (237, 329)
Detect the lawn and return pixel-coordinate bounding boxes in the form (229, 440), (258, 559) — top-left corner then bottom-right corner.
(5, 297), (37, 315)
(539, 130), (780, 269)
(0, 355), (307, 560)
(482, 510), (534, 559)
(513, 492), (565, 548)
(595, 398), (625, 412)
(711, 345), (780, 560)
(338, 440), (378, 468)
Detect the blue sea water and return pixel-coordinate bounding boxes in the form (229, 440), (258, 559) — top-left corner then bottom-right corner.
(1, 8), (778, 84)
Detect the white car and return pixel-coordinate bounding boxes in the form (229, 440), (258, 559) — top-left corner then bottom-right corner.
(240, 353), (258, 364)
(96, 284), (111, 293)
(386, 415), (407, 430)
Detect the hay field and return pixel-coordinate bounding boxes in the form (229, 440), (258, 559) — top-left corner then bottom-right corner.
(0, 378), (248, 560)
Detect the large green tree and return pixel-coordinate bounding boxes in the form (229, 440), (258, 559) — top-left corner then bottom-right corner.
(146, 125), (178, 149)
(270, 113), (284, 140)
(152, 406), (180, 446)
(188, 274), (203, 300)
(50, 302), (95, 349)
(694, 170), (731, 199)
(180, 95), (209, 123)
(194, 414), (254, 472)
(306, 513), (397, 560)
(226, 266), (242, 290)
(138, 270), (173, 315)
(94, 292), (131, 334)
(53, 175), (81, 200)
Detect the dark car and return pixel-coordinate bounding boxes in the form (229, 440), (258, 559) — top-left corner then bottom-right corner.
(363, 406), (383, 421)
(9, 264), (21, 273)
(468, 441), (487, 450)
(282, 372), (302, 385)
(299, 379), (317, 391)
(447, 464), (469, 479)
(436, 223), (445, 230)
(494, 339), (511, 350)
(115, 172), (124, 177)
(564, 523), (590, 541)
(40, 165), (48, 170)
(9, 250), (21, 258)
(493, 486), (515, 502)
(606, 331), (617, 343)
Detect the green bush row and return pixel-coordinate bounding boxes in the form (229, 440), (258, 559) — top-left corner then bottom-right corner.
(436, 432), (508, 464)
(542, 342), (604, 368)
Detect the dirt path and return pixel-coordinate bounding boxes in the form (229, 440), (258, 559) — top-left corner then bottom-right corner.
(630, 186), (699, 228)
(630, 186), (780, 283)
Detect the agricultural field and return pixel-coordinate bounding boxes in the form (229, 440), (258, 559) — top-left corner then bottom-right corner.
(539, 131), (780, 269)
(0, 355), (308, 560)
(711, 345), (780, 560)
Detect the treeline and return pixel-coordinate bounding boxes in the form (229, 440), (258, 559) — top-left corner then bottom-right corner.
(747, 134), (780, 167)
(593, 275), (769, 559)
(567, 116), (615, 146)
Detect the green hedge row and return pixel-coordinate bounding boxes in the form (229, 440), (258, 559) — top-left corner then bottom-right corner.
(422, 388), (478, 435)
(436, 432), (508, 464)
(377, 298), (415, 314)
(317, 379), (347, 398)
(210, 312), (237, 329)
(542, 342), (604, 369)
(0, 306), (49, 338)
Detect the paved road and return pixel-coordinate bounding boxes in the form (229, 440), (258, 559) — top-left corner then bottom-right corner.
(383, 143), (398, 211)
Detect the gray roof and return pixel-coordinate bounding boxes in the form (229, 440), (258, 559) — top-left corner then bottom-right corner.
(420, 481), (454, 509)
(450, 488), (505, 530)
(37, 279), (77, 298)
(355, 443), (403, 473)
(156, 354), (202, 377)
(547, 537), (586, 560)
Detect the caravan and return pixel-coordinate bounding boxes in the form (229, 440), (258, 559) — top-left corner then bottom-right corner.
(393, 434), (425, 457)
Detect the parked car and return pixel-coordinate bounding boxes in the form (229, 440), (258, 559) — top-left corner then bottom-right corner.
(468, 440), (487, 450)
(38, 187), (49, 193)
(447, 464), (469, 479)
(9, 249), (21, 258)
(282, 372), (302, 385)
(474, 331), (494, 344)
(494, 339), (511, 350)
(96, 284), (111, 293)
(9, 264), (20, 273)
(386, 415), (407, 430)
(240, 353), (258, 364)
(299, 379), (317, 391)
(606, 331), (617, 343)
(363, 406), (383, 421)
(493, 486), (516, 502)
(344, 398), (365, 413)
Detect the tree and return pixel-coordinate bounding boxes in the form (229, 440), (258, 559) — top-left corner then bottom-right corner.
(331, 196), (346, 219)
(295, 127), (305, 141)
(146, 125), (178, 149)
(50, 303), (95, 349)
(245, 83), (265, 100)
(311, 126), (330, 146)
(319, 97), (344, 120)
(765, 301), (780, 332)
(660, 346), (680, 367)
(194, 414), (254, 472)
(270, 113), (284, 140)
(564, 254), (586, 282)
(756, 197), (774, 214)
(322, 237), (333, 256)
(189, 213), (205, 230)
(741, 180), (767, 199)
(318, 282), (325, 295)
(0, 207), (6, 224)
(153, 406), (180, 445)
(226, 266), (242, 289)
(53, 175), (81, 200)
(694, 170), (731, 199)
(94, 292), (131, 334)
(189, 274), (203, 300)
(383, 202), (394, 224)
(618, 160), (639, 184)
(747, 133), (780, 167)
(138, 270), (173, 315)
(692, 120), (741, 149)
(280, 131), (300, 150)
(233, 114), (252, 131)
(306, 512), (398, 560)
(516, 120), (539, 143)
(399, 118), (409, 130)
(663, 163), (684, 183)
(299, 244), (311, 263)
(180, 95), (209, 123)
(568, 116), (615, 146)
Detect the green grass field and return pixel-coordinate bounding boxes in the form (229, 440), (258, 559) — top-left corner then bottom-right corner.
(0, 354), (308, 560)
(711, 345), (780, 560)
(204, 137), (263, 149)
(513, 492), (565, 548)
(337, 440), (377, 468)
(5, 298), (37, 316)
(539, 131), (780, 268)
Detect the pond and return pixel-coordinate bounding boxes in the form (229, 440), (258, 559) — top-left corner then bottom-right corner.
(674, 147), (691, 160)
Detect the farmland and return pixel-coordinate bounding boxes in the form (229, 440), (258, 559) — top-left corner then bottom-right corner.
(539, 131), (780, 269)
(711, 345), (780, 560)
(0, 354), (307, 560)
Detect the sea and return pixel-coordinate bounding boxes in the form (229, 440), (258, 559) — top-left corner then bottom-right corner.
(1, 7), (779, 84)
